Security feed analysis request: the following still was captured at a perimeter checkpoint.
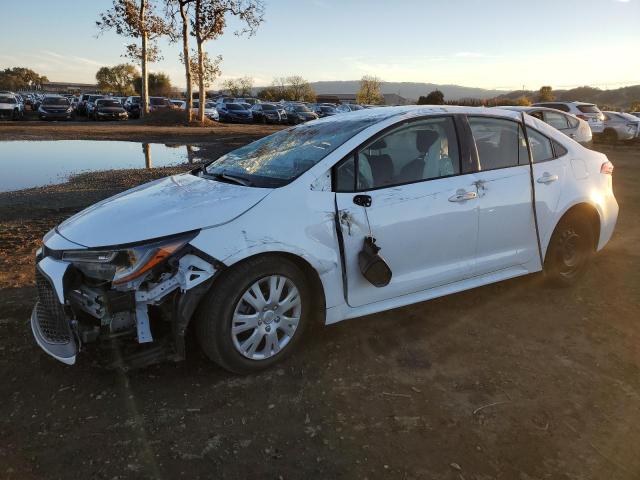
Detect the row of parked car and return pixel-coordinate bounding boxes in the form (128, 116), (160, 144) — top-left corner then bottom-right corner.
(2, 90), (639, 143)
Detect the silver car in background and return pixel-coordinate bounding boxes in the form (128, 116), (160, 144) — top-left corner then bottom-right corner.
(502, 106), (592, 145)
(602, 111), (640, 142)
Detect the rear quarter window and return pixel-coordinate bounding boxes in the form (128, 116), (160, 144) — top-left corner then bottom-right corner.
(553, 140), (568, 157)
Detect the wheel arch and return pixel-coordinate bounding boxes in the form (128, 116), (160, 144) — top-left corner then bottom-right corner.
(207, 250), (327, 325)
(544, 202), (601, 261)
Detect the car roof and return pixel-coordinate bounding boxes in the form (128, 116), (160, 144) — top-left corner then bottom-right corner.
(534, 101), (595, 106)
(319, 105), (523, 123)
(499, 105), (572, 114)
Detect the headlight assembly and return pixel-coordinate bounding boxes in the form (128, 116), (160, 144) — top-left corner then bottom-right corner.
(62, 232), (197, 284)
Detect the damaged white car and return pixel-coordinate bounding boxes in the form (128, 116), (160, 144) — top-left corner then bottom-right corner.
(32, 106), (618, 373)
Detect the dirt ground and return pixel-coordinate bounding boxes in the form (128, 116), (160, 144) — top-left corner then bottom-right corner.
(1, 122), (639, 479)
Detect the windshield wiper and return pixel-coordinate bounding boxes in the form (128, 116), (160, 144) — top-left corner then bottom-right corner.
(208, 172), (254, 187)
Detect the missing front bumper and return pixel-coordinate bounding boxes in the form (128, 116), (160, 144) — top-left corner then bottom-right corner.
(30, 247), (222, 368)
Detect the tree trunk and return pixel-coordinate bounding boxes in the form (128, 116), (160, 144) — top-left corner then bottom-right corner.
(195, 0), (205, 124)
(197, 39), (205, 124)
(179, 1), (193, 123)
(140, 0), (149, 117)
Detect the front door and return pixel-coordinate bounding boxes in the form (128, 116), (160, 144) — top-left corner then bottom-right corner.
(334, 116), (479, 308)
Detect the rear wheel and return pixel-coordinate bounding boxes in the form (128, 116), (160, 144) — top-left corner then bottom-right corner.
(544, 213), (594, 286)
(196, 255), (310, 374)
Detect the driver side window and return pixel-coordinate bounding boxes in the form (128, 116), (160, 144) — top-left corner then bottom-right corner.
(334, 117), (460, 192)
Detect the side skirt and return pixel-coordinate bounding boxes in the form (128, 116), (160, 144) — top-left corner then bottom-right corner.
(325, 264), (534, 325)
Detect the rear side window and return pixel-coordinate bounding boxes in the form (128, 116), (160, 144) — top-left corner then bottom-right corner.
(526, 128), (554, 163)
(567, 116), (580, 128)
(543, 111), (569, 130)
(468, 117), (528, 170)
(577, 104), (600, 114)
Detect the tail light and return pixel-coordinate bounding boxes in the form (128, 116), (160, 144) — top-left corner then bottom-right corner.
(600, 161), (614, 175)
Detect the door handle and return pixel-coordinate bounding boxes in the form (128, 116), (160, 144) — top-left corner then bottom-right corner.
(353, 194), (372, 207)
(537, 173), (559, 184)
(448, 190), (478, 202)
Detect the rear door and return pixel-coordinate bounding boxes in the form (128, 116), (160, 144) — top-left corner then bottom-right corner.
(527, 128), (567, 247)
(467, 116), (539, 276)
(334, 116), (479, 308)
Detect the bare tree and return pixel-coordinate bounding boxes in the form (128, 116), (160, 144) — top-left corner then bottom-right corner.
(356, 75), (384, 105)
(186, 51), (222, 94)
(286, 75), (315, 102)
(97, 0), (173, 117)
(222, 76), (253, 97)
(166, 0), (195, 121)
(192, 0), (264, 123)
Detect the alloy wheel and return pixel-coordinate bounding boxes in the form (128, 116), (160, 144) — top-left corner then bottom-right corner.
(231, 275), (302, 361)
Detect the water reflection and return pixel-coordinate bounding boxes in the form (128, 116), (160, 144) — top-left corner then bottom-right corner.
(142, 143), (152, 168)
(0, 140), (210, 192)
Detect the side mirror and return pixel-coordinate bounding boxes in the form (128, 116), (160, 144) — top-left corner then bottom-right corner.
(358, 237), (392, 288)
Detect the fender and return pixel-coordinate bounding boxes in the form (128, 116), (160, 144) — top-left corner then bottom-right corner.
(541, 197), (603, 257)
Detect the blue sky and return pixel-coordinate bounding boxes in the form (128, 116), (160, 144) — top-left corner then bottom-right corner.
(0, 0), (638, 91)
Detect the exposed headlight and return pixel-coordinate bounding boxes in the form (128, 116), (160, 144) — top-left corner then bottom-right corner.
(62, 232), (197, 284)
(66, 107), (73, 113)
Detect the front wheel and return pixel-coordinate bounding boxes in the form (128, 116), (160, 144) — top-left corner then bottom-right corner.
(196, 256), (310, 374)
(544, 213), (594, 286)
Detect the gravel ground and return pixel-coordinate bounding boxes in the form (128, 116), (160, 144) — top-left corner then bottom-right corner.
(1, 125), (639, 479)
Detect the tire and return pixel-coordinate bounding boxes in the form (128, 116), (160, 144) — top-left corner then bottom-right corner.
(544, 212), (594, 286)
(196, 255), (310, 374)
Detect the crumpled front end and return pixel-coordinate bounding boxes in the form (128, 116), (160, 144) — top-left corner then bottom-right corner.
(31, 230), (223, 368)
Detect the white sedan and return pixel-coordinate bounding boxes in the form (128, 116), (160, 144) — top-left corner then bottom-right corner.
(31, 106), (618, 373)
(501, 106), (593, 145)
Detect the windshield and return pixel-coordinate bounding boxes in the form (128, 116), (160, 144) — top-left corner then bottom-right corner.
(150, 97), (167, 106)
(262, 104), (277, 111)
(0, 96), (17, 104)
(43, 97), (69, 106)
(98, 100), (121, 107)
(227, 104), (245, 111)
(205, 102), (215, 108)
(295, 105), (311, 112)
(204, 114), (389, 187)
(321, 106), (336, 112)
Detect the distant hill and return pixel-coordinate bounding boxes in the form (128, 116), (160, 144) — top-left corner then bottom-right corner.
(496, 85), (640, 110)
(251, 81), (506, 101)
(250, 80), (640, 109)
(307, 81), (504, 101)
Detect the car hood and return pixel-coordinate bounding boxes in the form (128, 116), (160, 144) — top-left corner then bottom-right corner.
(57, 173), (272, 247)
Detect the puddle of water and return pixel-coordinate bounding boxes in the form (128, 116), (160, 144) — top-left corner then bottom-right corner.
(0, 141), (208, 192)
